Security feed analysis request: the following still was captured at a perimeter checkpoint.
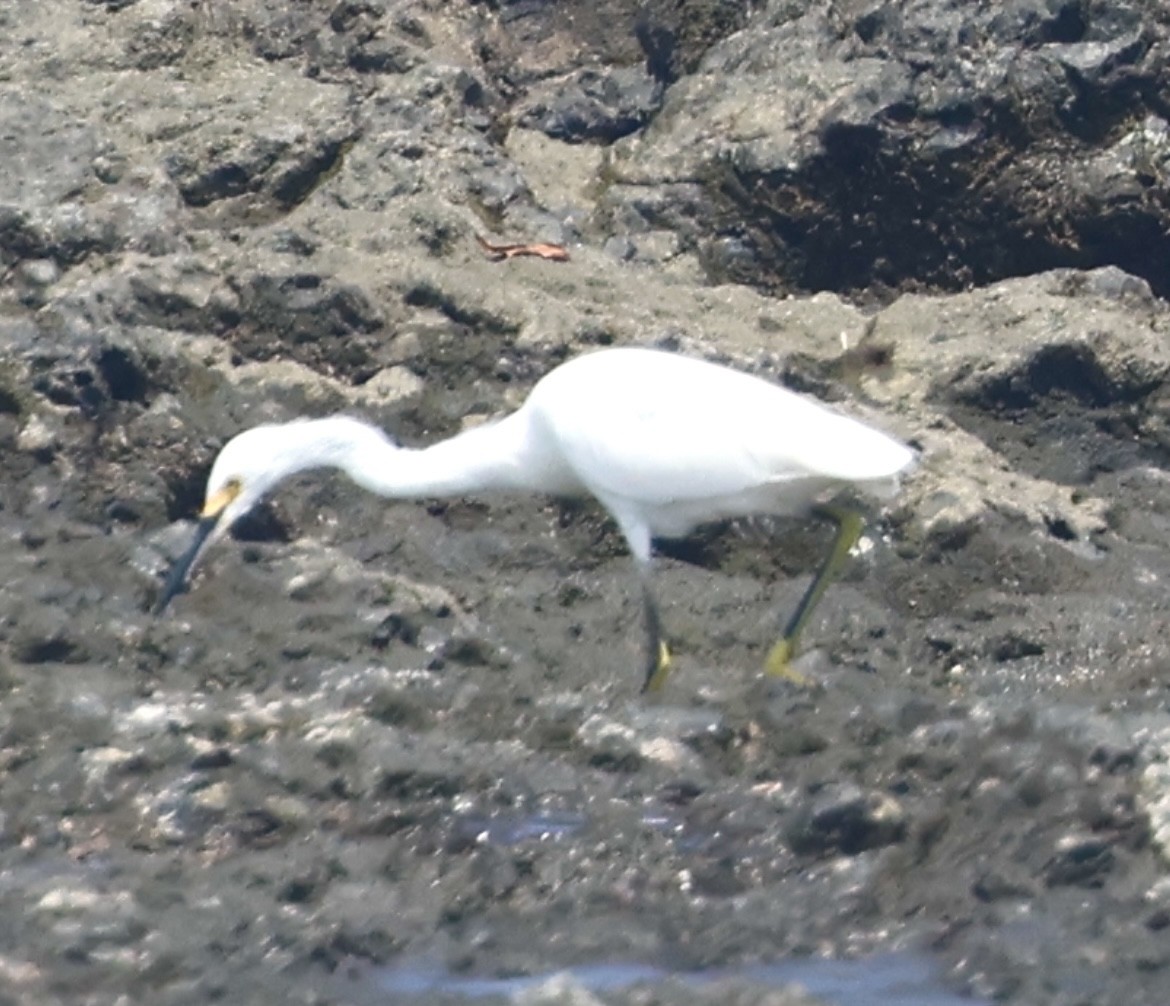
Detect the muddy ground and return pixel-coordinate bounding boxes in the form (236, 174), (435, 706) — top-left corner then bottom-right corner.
(3, 2), (1170, 1005)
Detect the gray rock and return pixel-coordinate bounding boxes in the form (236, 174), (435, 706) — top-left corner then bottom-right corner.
(517, 66), (663, 143)
(788, 782), (908, 855)
(606, 0), (1170, 297)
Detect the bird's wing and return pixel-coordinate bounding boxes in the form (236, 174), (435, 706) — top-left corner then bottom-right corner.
(546, 381), (817, 506)
(530, 347), (912, 509)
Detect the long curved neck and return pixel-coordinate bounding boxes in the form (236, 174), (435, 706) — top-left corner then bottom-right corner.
(291, 414), (538, 499)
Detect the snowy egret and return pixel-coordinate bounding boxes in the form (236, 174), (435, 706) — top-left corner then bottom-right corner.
(155, 347), (915, 691)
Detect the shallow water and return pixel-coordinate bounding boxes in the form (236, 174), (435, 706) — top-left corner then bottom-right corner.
(451, 810), (588, 845)
(376, 952), (984, 1005)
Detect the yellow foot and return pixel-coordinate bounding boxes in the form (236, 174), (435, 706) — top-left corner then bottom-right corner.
(763, 638), (810, 687)
(642, 641), (673, 693)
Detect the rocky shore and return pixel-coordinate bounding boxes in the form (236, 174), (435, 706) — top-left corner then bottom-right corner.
(3, 2), (1170, 1004)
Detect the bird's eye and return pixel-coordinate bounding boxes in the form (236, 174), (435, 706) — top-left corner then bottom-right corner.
(200, 477), (244, 519)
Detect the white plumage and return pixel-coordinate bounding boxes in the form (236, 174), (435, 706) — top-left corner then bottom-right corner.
(156, 347), (915, 690)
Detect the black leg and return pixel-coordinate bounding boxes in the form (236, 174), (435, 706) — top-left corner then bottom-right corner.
(640, 580), (673, 692)
(764, 505), (864, 679)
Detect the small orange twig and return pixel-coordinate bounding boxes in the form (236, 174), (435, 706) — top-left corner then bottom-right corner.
(476, 233), (570, 262)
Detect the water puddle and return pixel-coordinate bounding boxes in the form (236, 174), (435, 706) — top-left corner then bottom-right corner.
(376, 952), (983, 1005)
(425, 811), (982, 1004)
(450, 811), (588, 846)
(455, 807), (722, 852)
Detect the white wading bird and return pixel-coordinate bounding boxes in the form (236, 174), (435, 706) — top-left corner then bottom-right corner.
(155, 347), (915, 691)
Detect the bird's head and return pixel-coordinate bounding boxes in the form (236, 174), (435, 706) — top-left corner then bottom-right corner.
(153, 423), (301, 614)
(201, 423), (294, 531)
(152, 416), (395, 614)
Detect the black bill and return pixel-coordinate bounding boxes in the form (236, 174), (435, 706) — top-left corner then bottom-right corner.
(153, 513), (220, 615)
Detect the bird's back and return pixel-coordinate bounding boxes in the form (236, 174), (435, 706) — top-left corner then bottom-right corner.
(524, 347), (914, 537)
